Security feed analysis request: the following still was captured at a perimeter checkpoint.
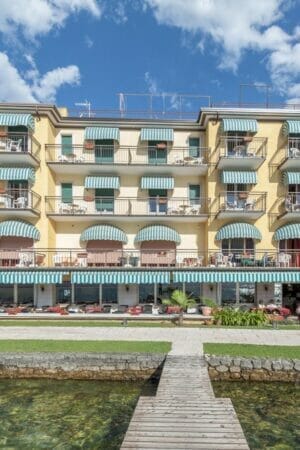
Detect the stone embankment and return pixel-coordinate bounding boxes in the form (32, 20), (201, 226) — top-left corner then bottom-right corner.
(0, 353), (166, 380)
(205, 354), (300, 382)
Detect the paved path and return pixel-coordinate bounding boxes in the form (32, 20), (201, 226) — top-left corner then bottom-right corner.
(121, 355), (249, 449)
(0, 327), (299, 354)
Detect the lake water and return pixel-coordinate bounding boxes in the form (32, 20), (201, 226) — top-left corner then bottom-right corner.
(0, 379), (298, 449)
(213, 381), (300, 450)
(0, 379), (156, 449)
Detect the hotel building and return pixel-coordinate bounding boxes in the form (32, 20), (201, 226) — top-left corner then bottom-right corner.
(0, 103), (299, 310)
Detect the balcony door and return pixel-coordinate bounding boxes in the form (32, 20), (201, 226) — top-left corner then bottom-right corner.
(95, 188), (114, 213)
(61, 135), (73, 156)
(95, 139), (114, 163)
(148, 141), (167, 164)
(189, 138), (200, 158)
(189, 185), (200, 205)
(148, 189), (167, 214)
(226, 183), (246, 208)
(8, 180), (28, 206)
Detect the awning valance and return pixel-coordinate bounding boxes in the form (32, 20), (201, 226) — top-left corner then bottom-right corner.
(173, 271), (300, 283)
(140, 176), (174, 190)
(221, 170), (257, 184)
(221, 118), (257, 133)
(0, 271), (66, 284)
(84, 127), (120, 141)
(140, 128), (174, 142)
(71, 271), (170, 284)
(282, 120), (300, 136)
(135, 225), (181, 244)
(216, 223), (262, 241)
(0, 167), (35, 183)
(80, 224), (127, 243)
(274, 224), (300, 241)
(84, 176), (120, 189)
(0, 220), (40, 240)
(283, 171), (300, 185)
(0, 113), (35, 131)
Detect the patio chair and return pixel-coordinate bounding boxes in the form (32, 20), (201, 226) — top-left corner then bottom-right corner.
(76, 155), (85, 163)
(191, 156), (204, 165)
(226, 200), (237, 210)
(10, 139), (22, 152)
(277, 252), (291, 267)
(290, 147), (300, 158)
(59, 202), (72, 214)
(173, 154), (184, 164)
(215, 252), (225, 266)
(13, 196), (27, 208)
(58, 154), (69, 162)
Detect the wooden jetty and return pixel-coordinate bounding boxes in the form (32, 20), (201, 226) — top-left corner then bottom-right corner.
(121, 355), (249, 449)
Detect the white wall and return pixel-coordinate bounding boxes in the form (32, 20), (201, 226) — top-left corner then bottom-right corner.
(35, 284), (56, 307)
(118, 284), (138, 306)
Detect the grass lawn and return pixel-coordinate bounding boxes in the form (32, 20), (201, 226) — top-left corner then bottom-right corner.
(0, 340), (171, 353)
(203, 343), (300, 359)
(0, 319), (298, 329)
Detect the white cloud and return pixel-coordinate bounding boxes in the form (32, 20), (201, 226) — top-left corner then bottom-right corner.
(144, 71), (159, 94)
(143, 0), (300, 100)
(0, 52), (80, 103)
(85, 35), (94, 48)
(0, 0), (101, 40)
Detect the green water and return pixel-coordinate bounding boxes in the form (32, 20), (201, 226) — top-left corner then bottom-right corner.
(0, 379), (156, 449)
(213, 381), (300, 450)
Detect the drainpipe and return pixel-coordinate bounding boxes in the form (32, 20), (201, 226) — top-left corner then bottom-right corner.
(13, 284), (18, 306)
(99, 284), (102, 307)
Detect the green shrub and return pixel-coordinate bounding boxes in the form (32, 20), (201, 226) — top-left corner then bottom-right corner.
(213, 308), (268, 326)
(200, 297), (218, 308)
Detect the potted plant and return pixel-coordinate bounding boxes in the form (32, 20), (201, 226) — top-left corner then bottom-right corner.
(163, 290), (196, 326)
(243, 136), (253, 143)
(156, 142), (166, 149)
(201, 297), (217, 316)
(84, 140), (94, 150)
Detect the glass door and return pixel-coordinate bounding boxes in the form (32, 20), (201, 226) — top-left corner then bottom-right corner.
(148, 189), (167, 214)
(95, 188), (114, 212)
(148, 141), (167, 164)
(189, 137), (200, 158)
(189, 185), (200, 205)
(95, 139), (114, 163)
(8, 180), (28, 207)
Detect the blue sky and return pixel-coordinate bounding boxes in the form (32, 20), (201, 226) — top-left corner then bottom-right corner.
(0, 0), (300, 113)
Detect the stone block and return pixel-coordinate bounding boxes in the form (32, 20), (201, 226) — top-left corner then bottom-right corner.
(240, 359), (253, 369)
(272, 360), (283, 371)
(229, 366), (241, 373)
(216, 364), (229, 373)
(252, 359), (262, 369)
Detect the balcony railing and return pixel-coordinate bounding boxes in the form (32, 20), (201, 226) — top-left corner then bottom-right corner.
(45, 144), (210, 166)
(279, 193), (300, 214)
(219, 191), (266, 213)
(286, 137), (300, 158)
(0, 132), (40, 160)
(0, 248), (298, 268)
(45, 196), (210, 216)
(0, 189), (41, 212)
(217, 136), (267, 159)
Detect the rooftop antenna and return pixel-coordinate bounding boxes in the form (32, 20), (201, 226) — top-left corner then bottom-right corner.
(239, 84), (271, 108)
(75, 100), (93, 118)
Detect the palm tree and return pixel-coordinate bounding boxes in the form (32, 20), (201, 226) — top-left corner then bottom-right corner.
(163, 290), (196, 325)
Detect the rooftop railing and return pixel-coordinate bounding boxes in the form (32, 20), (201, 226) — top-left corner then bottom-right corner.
(45, 196), (210, 216)
(0, 132), (40, 160)
(0, 249), (298, 268)
(45, 144), (210, 166)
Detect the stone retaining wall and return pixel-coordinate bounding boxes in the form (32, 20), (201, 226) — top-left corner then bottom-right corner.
(205, 354), (300, 382)
(0, 353), (166, 381)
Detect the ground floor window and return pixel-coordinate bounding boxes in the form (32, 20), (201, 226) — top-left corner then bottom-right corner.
(139, 282), (201, 304)
(75, 285), (99, 304)
(102, 285), (118, 304)
(18, 285), (34, 305)
(221, 283), (255, 306)
(0, 285), (13, 306)
(56, 282), (71, 303)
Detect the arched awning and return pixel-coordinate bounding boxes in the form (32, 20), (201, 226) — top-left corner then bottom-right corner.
(0, 220), (40, 240)
(274, 224), (300, 241)
(135, 225), (181, 244)
(80, 224), (127, 243)
(216, 223), (262, 241)
(0, 113), (35, 131)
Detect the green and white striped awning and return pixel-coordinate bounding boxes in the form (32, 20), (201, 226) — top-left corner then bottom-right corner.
(173, 271), (300, 283)
(0, 113), (35, 131)
(221, 171), (257, 184)
(135, 225), (181, 244)
(0, 220), (40, 240)
(282, 120), (300, 136)
(283, 171), (300, 185)
(80, 224), (127, 243)
(84, 176), (120, 189)
(274, 224), (300, 241)
(140, 128), (174, 142)
(0, 271), (66, 284)
(71, 271), (170, 284)
(0, 167), (35, 183)
(221, 118), (257, 133)
(84, 127), (120, 141)
(216, 223), (262, 241)
(140, 176), (174, 190)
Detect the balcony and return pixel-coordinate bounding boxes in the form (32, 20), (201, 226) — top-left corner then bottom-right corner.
(45, 144), (210, 175)
(0, 248), (298, 268)
(45, 196), (210, 222)
(278, 138), (300, 170)
(0, 189), (41, 217)
(0, 132), (40, 166)
(278, 193), (300, 219)
(217, 136), (267, 169)
(217, 192), (266, 219)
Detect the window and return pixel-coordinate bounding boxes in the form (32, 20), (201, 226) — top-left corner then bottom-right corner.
(148, 189), (167, 213)
(189, 137), (200, 158)
(221, 282), (255, 306)
(95, 188), (114, 212)
(148, 140), (167, 164)
(95, 139), (114, 163)
(61, 135), (73, 156)
(189, 185), (200, 205)
(75, 284), (99, 304)
(61, 183), (73, 204)
(102, 284), (118, 303)
(226, 184), (247, 208)
(227, 132), (247, 156)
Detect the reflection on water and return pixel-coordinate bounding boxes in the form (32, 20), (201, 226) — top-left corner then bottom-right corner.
(213, 381), (300, 450)
(0, 379), (156, 450)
